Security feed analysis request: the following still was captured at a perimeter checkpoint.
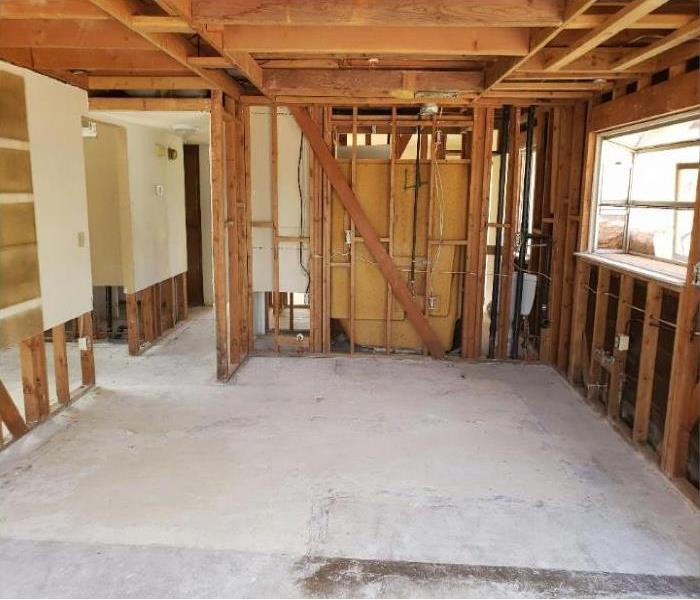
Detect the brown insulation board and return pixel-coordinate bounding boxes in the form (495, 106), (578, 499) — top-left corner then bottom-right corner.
(0, 70), (43, 349)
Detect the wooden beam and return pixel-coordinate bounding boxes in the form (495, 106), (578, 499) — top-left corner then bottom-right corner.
(0, 380), (28, 438)
(608, 274), (633, 421)
(590, 70), (700, 132)
(611, 18), (700, 71)
(19, 333), (49, 425)
(567, 13), (695, 29)
(88, 97), (211, 111)
(194, 0), (564, 27)
(187, 56), (231, 68)
(633, 282), (662, 443)
(51, 324), (70, 404)
(0, 0), (110, 19)
(0, 19), (153, 49)
(131, 15), (193, 33)
(87, 0), (241, 97)
(289, 105), (444, 358)
(265, 69), (483, 97)
(87, 75), (211, 89)
(78, 312), (96, 387)
(126, 292), (140, 355)
(0, 47), (185, 71)
(544, 0), (671, 72)
(587, 268), (610, 402)
(223, 25), (529, 55)
(493, 82), (606, 91)
(176, 272), (189, 321)
(211, 90), (230, 379)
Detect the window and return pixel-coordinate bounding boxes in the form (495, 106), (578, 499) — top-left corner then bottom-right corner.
(592, 115), (699, 265)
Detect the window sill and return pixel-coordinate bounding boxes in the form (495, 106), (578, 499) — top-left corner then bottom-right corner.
(575, 252), (686, 290)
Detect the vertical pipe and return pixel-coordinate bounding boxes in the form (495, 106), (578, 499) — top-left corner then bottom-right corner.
(510, 105), (536, 359)
(488, 106), (511, 358)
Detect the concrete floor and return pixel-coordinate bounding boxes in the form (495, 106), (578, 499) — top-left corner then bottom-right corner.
(0, 307), (698, 597)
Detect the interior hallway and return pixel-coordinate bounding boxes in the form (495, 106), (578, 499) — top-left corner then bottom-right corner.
(0, 307), (698, 597)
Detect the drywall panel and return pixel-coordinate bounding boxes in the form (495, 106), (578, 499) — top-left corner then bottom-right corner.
(250, 106), (310, 293)
(0, 61), (93, 332)
(124, 124), (186, 292)
(83, 120), (132, 287)
(199, 144), (213, 305)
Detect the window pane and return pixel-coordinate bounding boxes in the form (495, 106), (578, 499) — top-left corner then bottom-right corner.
(596, 206), (626, 250)
(675, 209), (694, 260)
(599, 141), (632, 203)
(677, 166), (698, 203)
(630, 146), (700, 203)
(628, 207), (674, 260)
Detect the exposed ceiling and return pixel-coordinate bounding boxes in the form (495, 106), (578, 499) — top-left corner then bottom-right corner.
(0, 0), (698, 105)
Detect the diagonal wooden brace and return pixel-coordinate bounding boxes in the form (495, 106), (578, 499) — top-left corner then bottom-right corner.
(289, 106), (444, 359)
(0, 380), (29, 438)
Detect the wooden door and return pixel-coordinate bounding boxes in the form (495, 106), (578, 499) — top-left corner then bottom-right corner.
(184, 144), (204, 306)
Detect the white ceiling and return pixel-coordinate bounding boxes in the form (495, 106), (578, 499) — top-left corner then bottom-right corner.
(87, 110), (210, 145)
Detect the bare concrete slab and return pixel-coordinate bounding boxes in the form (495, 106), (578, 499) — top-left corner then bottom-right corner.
(0, 308), (697, 597)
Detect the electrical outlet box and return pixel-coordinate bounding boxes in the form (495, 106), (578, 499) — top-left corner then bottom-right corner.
(77, 231), (85, 248)
(615, 334), (629, 352)
(344, 229), (353, 245)
(427, 295), (439, 310)
(154, 184), (164, 197)
(78, 337), (88, 351)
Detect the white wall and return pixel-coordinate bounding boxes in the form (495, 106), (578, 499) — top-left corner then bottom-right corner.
(199, 144), (213, 305)
(123, 124), (187, 292)
(0, 61), (93, 330)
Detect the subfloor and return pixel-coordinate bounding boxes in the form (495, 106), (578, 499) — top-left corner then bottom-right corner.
(0, 308), (698, 598)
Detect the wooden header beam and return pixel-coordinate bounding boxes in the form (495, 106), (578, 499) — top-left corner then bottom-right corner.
(88, 96), (211, 110)
(264, 69), (483, 97)
(223, 25), (530, 56)
(289, 105), (444, 358)
(194, 0), (564, 27)
(87, 75), (212, 89)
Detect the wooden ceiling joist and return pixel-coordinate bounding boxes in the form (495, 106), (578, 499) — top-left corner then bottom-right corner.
(543, 0), (672, 71)
(87, 0), (242, 97)
(611, 18), (700, 71)
(223, 25), (530, 56)
(193, 0), (564, 28)
(0, 19), (152, 50)
(566, 12), (695, 30)
(87, 75), (211, 89)
(0, 47), (186, 71)
(264, 69), (483, 98)
(0, 0), (110, 19)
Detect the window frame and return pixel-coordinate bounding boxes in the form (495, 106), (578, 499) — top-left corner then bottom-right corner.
(590, 113), (699, 266)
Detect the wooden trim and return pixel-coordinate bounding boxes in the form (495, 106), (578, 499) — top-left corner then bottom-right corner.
(51, 323), (70, 404)
(289, 105), (445, 358)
